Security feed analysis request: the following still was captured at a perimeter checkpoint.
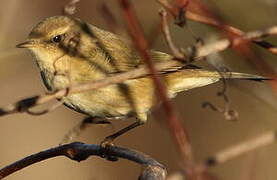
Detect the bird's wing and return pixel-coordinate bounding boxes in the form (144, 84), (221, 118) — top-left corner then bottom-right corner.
(85, 23), (195, 74)
(147, 50), (201, 73)
(85, 24), (141, 72)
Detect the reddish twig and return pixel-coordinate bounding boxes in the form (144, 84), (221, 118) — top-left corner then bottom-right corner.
(175, 0), (190, 9)
(157, 0), (277, 95)
(157, 0), (277, 55)
(117, 0), (194, 166)
(98, 3), (122, 34)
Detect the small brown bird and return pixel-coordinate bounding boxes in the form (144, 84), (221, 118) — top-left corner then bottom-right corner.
(17, 16), (267, 143)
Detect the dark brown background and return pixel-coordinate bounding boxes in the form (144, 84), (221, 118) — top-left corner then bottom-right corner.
(0, 0), (276, 179)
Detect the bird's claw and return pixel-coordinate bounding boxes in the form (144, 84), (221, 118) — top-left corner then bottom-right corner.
(100, 136), (115, 148)
(100, 137), (118, 161)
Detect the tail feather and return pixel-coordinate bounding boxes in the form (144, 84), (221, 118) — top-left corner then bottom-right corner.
(165, 69), (270, 98)
(220, 72), (271, 81)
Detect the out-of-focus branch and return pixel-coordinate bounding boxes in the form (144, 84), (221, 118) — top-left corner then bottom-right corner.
(63, 0), (80, 15)
(205, 131), (277, 166)
(195, 26), (277, 59)
(156, 0), (277, 56)
(117, 0), (194, 166)
(159, 10), (186, 60)
(98, 3), (122, 34)
(175, 0), (190, 9)
(0, 142), (166, 180)
(157, 0), (277, 96)
(0, 25), (276, 117)
(186, 7), (277, 55)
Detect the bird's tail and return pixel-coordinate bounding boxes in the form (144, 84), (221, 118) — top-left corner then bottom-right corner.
(165, 69), (270, 98)
(218, 71), (270, 81)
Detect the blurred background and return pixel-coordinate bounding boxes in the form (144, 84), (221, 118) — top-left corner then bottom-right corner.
(0, 0), (276, 179)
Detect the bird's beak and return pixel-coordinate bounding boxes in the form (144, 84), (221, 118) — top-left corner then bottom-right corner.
(16, 40), (36, 48)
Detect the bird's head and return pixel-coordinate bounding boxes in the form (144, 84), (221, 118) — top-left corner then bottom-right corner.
(16, 16), (91, 66)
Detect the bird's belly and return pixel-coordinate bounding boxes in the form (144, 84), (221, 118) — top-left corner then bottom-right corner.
(61, 77), (156, 122)
(62, 86), (136, 119)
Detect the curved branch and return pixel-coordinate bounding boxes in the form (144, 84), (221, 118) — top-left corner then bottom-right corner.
(0, 142), (166, 180)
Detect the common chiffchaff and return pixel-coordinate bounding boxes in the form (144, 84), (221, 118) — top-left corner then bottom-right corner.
(16, 16), (267, 142)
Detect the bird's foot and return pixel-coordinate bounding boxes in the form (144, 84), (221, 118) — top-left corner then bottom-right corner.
(100, 136), (114, 148)
(100, 136), (118, 161)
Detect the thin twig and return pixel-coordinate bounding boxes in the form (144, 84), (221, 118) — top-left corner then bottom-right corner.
(157, 0), (277, 97)
(98, 3), (121, 34)
(117, 0), (194, 165)
(202, 67), (238, 121)
(195, 26), (277, 58)
(186, 10), (277, 55)
(205, 131), (277, 166)
(25, 100), (64, 116)
(0, 142), (166, 180)
(159, 9), (186, 60)
(156, 0), (277, 56)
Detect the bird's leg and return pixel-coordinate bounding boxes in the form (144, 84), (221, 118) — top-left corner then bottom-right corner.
(60, 116), (111, 145)
(99, 120), (143, 161)
(101, 121), (143, 147)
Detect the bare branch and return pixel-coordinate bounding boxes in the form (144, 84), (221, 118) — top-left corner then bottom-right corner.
(98, 3), (121, 34)
(0, 142), (166, 180)
(156, 0), (277, 56)
(117, 0), (194, 165)
(205, 131), (277, 166)
(195, 26), (277, 59)
(159, 9), (186, 60)
(25, 100), (64, 116)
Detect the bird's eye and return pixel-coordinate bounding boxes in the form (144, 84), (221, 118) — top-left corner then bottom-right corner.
(52, 35), (62, 43)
